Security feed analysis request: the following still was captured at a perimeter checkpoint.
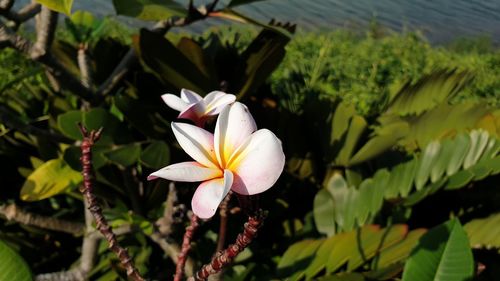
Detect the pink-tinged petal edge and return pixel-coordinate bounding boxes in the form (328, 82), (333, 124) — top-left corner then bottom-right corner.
(192, 170), (233, 219)
(161, 94), (189, 112)
(171, 122), (218, 168)
(230, 129), (285, 195)
(214, 102), (257, 168)
(178, 102), (206, 126)
(181, 89), (203, 104)
(147, 161), (222, 182)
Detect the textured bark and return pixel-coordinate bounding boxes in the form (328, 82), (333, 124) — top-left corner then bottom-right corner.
(0, 204), (84, 235)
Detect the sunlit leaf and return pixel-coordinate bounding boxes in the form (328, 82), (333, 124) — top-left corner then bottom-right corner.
(402, 219), (473, 281)
(20, 159), (82, 201)
(35, 0), (73, 15)
(113, 0), (186, 21)
(0, 240), (31, 281)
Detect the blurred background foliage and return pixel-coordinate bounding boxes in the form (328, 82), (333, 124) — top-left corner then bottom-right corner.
(0, 0), (499, 280)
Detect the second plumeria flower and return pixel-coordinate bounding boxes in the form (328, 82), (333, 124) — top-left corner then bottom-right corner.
(162, 89), (236, 127)
(148, 102), (285, 219)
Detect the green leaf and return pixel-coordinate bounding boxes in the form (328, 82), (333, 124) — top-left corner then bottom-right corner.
(313, 189), (336, 236)
(113, 0), (186, 21)
(140, 141), (170, 169)
(137, 29), (215, 93)
(415, 141), (441, 190)
(386, 69), (472, 116)
(464, 212), (500, 249)
(104, 143), (141, 166)
(57, 108), (124, 145)
(35, 0), (73, 15)
(402, 219), (474, 281)
(20, 159), (82, 201)
(0, 240), (32, 281)
(335, 116), (367, 166)
(277, 239), (324, 278)
(374, 229), (427, 268)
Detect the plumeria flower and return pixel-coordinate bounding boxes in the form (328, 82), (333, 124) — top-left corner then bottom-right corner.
(148, 102), (285, 219)
(162, 88), (236, 127)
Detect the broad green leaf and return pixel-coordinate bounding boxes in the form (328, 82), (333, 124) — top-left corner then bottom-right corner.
(402, 219), (474, 281)
(20, 159), (82, 201)
(464, 212), (500, 249)
(70, 10), (95, 27)
(113, 0), (186, 21)
(104, 143), (141, 166)
(137, 29), (215, 93)
(57, 108), (123, 145)
(36, 0), (73, 14)
(386, 70), (472, 116)
(385, 160), (417, 198)
(317, 273), (365, 281)
(140, 141), (170, 169)
(313, 189), (336, 236)
(331, 102), (356, 143)
(445, 170), (474, 190)
(463, 130), (489, 169)
(0, 240), (32, 281)
(445, 133), (471, 175)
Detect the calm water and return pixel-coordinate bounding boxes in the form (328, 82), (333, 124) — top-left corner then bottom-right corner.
(72, 0), (500, 43)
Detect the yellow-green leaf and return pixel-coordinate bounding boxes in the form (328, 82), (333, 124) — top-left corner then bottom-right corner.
(20, 159), (82, 201)
(36, 0), (73, 15)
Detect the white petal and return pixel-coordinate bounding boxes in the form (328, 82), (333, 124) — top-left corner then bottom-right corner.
(191, 170), (233, 219)
(162, 94), (189, 112)
(204, 91), (236, 116)
(229, 129), (285, 195)
(181, 89), (203, 104)
(214, 102), (257, 168)
(147, 162), (222, 182)
(172, 122), (218, 168)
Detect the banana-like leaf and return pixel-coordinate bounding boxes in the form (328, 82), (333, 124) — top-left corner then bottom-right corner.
(0, 240), (32, 281)
(113, 0), (186, 21)
(315, 130), (500, 232)
(227, 0), (267, 7)
(402, 219), (474, 281)
(278, 224), (423, 280)
(386, 69), (472, 116)
(137, 29), (216, 93)
(464, 212), (500, 249)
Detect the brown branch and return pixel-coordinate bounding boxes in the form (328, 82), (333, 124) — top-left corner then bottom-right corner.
(77, 44), (93, 90)
(174, 213), (199, 281)
(32, 6), (57, 59)
(148, 231), (195, 276)
(78, 125), (145, 281)
(2, 3), (41, 26)
(0, 21), (94, 101)
(0, 203), (84, 235)
(156, 182), (177, 237)
(189, 211), (266, 281)
(216, 192), (232, 253)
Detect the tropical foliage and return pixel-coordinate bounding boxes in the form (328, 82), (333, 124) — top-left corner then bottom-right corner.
(0, 0), (499, 280)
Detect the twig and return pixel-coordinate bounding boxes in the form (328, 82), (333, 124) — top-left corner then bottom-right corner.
(209, 192), (232, 281)
(148, 231), (195, 276)
(174, 213), (199, 281)
(156, 182), (177, 237)
(189, 211), (266, 281)
(9, 2), (41, 24)
(32, 6), (57, 59)
(78, 124), (145, 281)
(0, 21), (94, 101)
(0, 203), (84, 235)
(77, 44), (93, 90)
(78, 200), (99, 279)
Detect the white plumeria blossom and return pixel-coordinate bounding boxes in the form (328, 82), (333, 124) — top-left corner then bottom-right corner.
(161, 89), (236, 126)
(148, 102), (285, 219)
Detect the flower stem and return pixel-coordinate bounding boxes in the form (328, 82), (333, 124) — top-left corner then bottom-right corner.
(174, 212), (200, 281)
(189, 210), (266, 281)
(78, 124), (145, 281)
